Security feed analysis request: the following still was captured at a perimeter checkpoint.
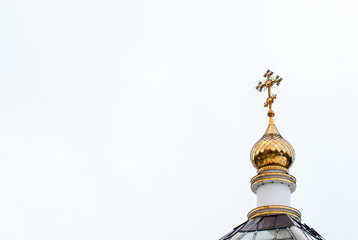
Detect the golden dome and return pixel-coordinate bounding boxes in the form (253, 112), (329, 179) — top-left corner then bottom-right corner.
(250, 117), (295, 170)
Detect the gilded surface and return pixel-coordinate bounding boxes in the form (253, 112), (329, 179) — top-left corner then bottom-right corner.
(251, 172), (296, 183)
(256, 69), (282, 117)
(251, 132), (295, 169)
(252, 69), (295, 170)
(257, 165), (288, 174)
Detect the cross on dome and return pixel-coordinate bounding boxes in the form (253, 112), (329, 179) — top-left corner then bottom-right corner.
(256, 69), (283, 117)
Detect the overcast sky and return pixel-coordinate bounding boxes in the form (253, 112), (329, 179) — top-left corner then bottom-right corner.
(1, 0), (358, 239)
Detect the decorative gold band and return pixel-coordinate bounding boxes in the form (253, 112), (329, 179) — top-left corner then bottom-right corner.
(252, 177), (296, 186)
(251, 172), (296, 183)
(250, 172), (297, 193)
(248, 205), (301, 221)
(257, 165), (288, 174)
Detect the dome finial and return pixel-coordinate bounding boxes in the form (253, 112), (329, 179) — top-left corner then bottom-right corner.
(251, 70), (295, 171)
(256, 69), (283, 117)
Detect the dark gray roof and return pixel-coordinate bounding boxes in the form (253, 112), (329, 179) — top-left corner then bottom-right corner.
(219, 214), (324, 240)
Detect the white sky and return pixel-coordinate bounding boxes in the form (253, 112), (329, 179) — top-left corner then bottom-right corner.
(1, 0), (358, 239)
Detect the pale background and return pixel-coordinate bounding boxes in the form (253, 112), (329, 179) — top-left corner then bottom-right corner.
(1, 0), (357, 239)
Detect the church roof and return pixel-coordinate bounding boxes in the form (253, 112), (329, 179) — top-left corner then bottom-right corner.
(219, 214), (324, 240)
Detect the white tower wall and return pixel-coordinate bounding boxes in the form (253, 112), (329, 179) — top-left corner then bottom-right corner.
(256, 183), (291, 207)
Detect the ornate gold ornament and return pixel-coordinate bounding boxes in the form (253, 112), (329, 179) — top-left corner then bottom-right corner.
(256, 69), (282, 117)
(251, 70), (295, 171)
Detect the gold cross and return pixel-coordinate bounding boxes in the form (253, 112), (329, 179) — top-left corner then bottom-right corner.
(256, 69), (282, 117)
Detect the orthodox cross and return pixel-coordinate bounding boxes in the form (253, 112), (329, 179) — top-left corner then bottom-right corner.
(256, 69), (282, 117)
